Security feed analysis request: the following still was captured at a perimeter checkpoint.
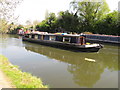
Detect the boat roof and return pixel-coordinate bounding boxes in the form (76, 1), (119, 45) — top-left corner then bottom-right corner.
(26, 33), (85, 37)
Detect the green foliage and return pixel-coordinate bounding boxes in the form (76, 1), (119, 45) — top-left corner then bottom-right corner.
(94, 11), (119, 35)
(9, 24), (24, 34)
(35, 9), (118, 35)
(0, 55), (48, 88)
(70, 0), (110, 32)
(36, 13), (57, 32)
(57, 10), (79, 32)
(0, 19), (9, 33)
(0, 0), (119, 35)
(20, 0), (119, 36)
(35, 20), (49, 32)
(15, 25), (24, 30)
(34, 0), (119, 35)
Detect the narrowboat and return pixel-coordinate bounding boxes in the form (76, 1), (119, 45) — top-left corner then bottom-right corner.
(22, 33), (103, 52)
(85, 34), (120, 44)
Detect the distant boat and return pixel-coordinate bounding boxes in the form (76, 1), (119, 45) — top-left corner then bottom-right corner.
(22, 33), (103, 52)
(17, 29), (24, 36)
(85, 34), (120, 44)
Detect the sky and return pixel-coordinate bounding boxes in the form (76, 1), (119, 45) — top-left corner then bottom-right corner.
(14, 0), (120, 25)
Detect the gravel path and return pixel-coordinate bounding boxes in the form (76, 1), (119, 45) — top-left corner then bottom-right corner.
(0, 70), (14, 89)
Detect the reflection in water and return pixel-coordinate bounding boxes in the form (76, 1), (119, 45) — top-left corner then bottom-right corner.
(0, 34), (23, 49)
(68, 62), (104, 87)
(0, 34), (118, 88)
(24, 41), (118, 88)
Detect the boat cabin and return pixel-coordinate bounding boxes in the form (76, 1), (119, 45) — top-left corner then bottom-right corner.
(24, 33), (86, 45)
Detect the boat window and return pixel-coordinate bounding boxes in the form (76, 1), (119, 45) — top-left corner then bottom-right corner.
(49, 36), (55, 41)
(44, 35), (49, 40)
(31, 35), (35, 38)
(55, 36), (63, 42)
(29, 35), (32, 38)
(38, 35), (42, 40)
(35, 35), (38, 39)
(63, 37), (71, 43)
(70, 37), (77, 43)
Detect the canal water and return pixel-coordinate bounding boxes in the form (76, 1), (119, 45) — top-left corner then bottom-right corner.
(0, 34), (119, 88)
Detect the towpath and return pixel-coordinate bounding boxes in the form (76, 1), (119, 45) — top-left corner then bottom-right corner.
(0, 70), (14, 89)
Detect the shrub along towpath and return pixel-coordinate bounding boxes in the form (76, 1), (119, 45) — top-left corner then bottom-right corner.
(0, 55), (48, 88)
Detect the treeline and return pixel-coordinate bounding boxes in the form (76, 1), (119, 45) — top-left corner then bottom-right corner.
(1, 0), (120, 36)
(33, 0), (119, 35)
(34, 10), (119, 35)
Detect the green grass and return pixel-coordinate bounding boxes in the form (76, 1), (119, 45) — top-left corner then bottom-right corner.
(0, 55), (48, 88)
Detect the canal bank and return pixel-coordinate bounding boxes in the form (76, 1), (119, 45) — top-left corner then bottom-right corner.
(0, 55), (48, 88)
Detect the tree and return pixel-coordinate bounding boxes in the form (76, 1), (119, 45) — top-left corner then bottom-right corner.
(10, 24), (24, 34)
(35, 20), (49, 32)
(35, 13), (57, 32)
(0, 0), (22, 21)
(70, 0), (110, 32)
(0, 19), (8, 33)
(0, 0), (23, 33)
(95, 10), (119, 35)
(117, 11), (120, 36)
(46, 13), (57, 32)
(57, 10), (79, 32)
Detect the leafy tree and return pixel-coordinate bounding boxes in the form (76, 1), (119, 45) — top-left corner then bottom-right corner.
(9, 24), (24, 34)
(57, 10), (79, 33)
(70, 0), (110, 32)
(95, 11), (119, 35)
(117, 11), (120, 36)
(35, 20), (49, 32)
(104, 11), (118, 35)
(33, 0), (118, 35)
(46, 13), (57, 32)
(36, 13), (57, 32)
(0, 19), (8, 33)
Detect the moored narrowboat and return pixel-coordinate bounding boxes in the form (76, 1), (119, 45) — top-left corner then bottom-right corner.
(22, 33), (103, 52)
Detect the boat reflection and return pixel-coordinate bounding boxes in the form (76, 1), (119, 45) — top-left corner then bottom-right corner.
(24, 42), (118, 87)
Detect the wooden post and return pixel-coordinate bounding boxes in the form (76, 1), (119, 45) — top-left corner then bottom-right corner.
(41, 35), (43, 40)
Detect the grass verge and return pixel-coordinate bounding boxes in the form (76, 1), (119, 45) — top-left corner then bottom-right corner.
(0, 55), (48, 88)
